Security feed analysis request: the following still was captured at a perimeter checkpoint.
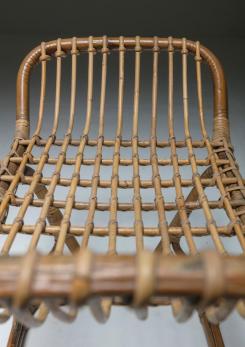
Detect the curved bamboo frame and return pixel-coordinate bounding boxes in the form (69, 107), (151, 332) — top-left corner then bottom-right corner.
(16, 37), (229, 142)
(0, 36), (244, 347)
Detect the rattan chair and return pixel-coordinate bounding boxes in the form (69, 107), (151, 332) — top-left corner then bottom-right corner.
(0, 36), (245, 347)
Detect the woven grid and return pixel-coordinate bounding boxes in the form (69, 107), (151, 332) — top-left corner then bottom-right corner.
(0, 36), (245, 327)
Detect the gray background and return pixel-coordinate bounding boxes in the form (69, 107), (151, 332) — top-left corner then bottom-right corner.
(0, 0), (245, 346)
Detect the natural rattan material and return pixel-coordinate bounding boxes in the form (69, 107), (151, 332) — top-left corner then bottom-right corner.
(0, 36), (245, 346)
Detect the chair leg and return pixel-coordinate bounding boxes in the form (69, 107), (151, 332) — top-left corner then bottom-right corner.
(7, 320), (29, 347)
(199, 312), (225, 347)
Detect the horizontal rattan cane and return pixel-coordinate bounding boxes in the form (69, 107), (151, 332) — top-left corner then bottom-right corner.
(0, 36), (245, 346)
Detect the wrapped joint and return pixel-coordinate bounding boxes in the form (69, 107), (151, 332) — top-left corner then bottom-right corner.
(42, 151), (49, 160)
(71, 37), (79, 56)
(201, 251), (225, 305)
(181, 38), (188, 54)
(208, 172), (220, 187)
(0, 163), (11, 176)
(119, 36), (126, 52)
(108, 219), (118, 226)
(150, 135), (157, 141)
(45, 192), (54, 203)
(195, 41), (202, 62)
(111, 173), (119, 180)
(227, 219), (241, 233)
(55, 38), (66, 58)
(48, 134), (56, 143)
(58, 150), (66, 158)
(175, 195), (185, 209)
(217, 192), (230, 208)
(65, 131), (72, 138)
(88, 36), (96, 54)
(33, 134), (42, 145)
(188, 152), (196, 160)
(39, 42), (51, 62)
(33, 169), (42, 177)
(134, 251), (156, 306)
(53, 171), (61, 181)
(158, 220), (168, 228)
(133, 194), (142, 202)
(151, 152), (158, 160)
(72, 172), (80, 180)
(13, 216), (24, 227)
(135, 36), (142, 52)
(192, 172), (200, 184)
(168, 36), (174, 52)
(198, 192), (208, 204)
(173, 172), (181, 179)
(7, 192), (17, 205)
(134, 219), (144, 226)
(153, 36), (160, 52)
(181, 219), (191, 228)
(70, 249), (92, 305)
(101, 35), (109, 54)
(109, 196), (118, 203)
(82, 134), (89, 142)
(206, 218), (217, 228)
(25, 191), (34, 202)
(36, 217), (46, 228)
(62, 217), (71, 227)
(15, 119), (29, 140)
(154, 194), (163, 203)
(23, 152), (34, 164)
(152, 173), (161, 180)
(115, 134), (122, 141)
(113, 151), (120, 158)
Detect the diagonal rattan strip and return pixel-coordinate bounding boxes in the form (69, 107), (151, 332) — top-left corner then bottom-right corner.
(55, 36), (95, 254)
(181, 38), (225, 254)
(150, 37), (171, 255)
(81, 36), (108, 249)
(168, 37), (197, 255)
(108, 36), (125, 255)
(195, 41), (245, 252)
(131, 36), (144, 252)
(0, 41), (51, 255)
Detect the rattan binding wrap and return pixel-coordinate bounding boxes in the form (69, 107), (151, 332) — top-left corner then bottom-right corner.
(0, 36), (245, 346)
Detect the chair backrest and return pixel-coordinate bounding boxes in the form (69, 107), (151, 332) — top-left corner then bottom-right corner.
(15, 36), (229, 143)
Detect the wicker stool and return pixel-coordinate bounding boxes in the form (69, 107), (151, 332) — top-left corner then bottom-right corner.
(1, 36), (245, 347)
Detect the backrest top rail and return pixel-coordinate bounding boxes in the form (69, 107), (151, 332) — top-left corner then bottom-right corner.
(16, 36), (229, 143)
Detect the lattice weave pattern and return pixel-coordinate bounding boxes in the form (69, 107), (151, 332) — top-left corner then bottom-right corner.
(0, 36), (245, 328)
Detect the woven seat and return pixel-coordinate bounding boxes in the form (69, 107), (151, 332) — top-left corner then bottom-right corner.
(1, 36), (245, 346)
